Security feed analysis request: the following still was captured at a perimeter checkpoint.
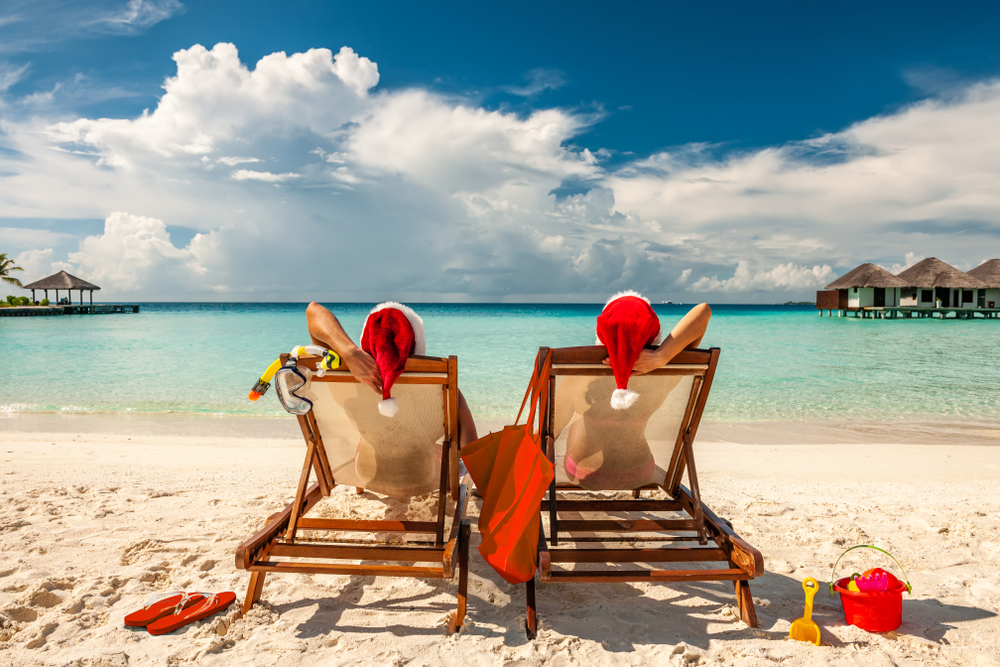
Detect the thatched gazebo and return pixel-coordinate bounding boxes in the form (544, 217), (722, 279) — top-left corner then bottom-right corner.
(967, 259), (1000, 309)
(22, 271), (100, 306)
(895, 257), (987, 308)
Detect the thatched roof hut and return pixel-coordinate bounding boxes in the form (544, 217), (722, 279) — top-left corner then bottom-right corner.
(22, 270), (100, 305)
(895, 258), (987, 289)
(967, 259), (1000, 288)
(825, 263), (909, 289)
(23, 271), (100, 291)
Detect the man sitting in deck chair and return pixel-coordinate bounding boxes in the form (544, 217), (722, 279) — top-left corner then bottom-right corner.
(558, 291), (711, 490)
(306, 302), (478, 494)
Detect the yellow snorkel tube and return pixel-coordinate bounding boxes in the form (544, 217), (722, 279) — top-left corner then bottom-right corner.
(248, 358), (282, 401)
(248, 346), (341, 401)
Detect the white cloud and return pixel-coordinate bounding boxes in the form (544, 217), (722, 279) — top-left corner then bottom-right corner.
(13, 247), (54, 282)
(347, 89), (597, 191)
(690, 261), (834, 293)
(230, 170), (300, 182)
(67, 212), (193, 292)
(0, 62), (29, 94)
(502, 68), (566, 97)
(880, 252), (923, 275)
(2, 42), (1000, 301)
(86, 0), (184, 34)
(0, 0), (182, 53)
(216, 156), (261, 166)
(45, 43), (378, 162)
(606, 79), (1000, 272)
(329, 45), (379, 97)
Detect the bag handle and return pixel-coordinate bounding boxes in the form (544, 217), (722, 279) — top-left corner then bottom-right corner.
(514, 357), (538, 426)
(524, 349), (552, 435)
(514, 349), (552, 432)
(828, 544), (912, 594)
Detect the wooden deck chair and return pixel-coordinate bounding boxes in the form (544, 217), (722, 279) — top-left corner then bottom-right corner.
(524, 346), (763, 637)
(236, 353), (472, 632)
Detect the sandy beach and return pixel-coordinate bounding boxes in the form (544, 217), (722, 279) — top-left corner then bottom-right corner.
(2, 425), (999, 666)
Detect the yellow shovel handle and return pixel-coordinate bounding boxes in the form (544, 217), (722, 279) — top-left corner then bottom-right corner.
(802, 578), (818, 620)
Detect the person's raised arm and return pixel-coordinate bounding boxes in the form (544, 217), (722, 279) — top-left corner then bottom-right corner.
(306, 302), (383, 394)
(603, 303), (712, 375)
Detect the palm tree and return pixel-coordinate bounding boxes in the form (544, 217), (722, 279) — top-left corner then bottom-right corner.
(0, 253), (25, 288)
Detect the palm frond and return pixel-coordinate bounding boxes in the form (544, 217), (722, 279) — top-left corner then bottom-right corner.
(0, 253), (25, 288)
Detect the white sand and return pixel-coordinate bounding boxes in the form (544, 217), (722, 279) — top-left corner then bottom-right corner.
(1, 429), (999, 666)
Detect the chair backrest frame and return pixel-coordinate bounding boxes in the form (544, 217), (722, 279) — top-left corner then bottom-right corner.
(537, 345), (720, 496)
(284, 353), (461, 546)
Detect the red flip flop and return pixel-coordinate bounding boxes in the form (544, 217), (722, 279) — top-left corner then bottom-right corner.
(146, 591), (236, 635)
(124, 592), (206, 627)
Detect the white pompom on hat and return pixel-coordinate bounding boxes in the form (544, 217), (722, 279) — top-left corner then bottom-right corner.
(360, 302), (426, 417)
(595, 291), (661, 410)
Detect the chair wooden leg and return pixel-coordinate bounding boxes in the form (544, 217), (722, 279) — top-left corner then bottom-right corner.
(734, 579), (759, 628)
(241, 571), (266, 617)
(525, 575), (538, 639)
(449, 520), (471, 633)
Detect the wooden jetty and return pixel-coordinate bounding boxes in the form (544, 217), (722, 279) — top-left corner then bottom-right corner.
(0, 304), (140, 317)
(818, 306), (998, 319)
(5, 270), (139, 317)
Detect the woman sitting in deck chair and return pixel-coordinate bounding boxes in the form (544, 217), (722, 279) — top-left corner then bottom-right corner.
(306, 302), (478, 495)
(557, 292), (711, 490)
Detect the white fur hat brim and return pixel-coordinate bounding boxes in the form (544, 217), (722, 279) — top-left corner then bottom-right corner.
(595, 291), (663, 345)
(362, 302), (426, 356)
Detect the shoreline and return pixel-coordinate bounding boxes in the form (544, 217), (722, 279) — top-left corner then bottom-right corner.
(4, 411), (1000, 446)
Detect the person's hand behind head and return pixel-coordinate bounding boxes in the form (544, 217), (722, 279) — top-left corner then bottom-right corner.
(602, 348), (661, 376)
(345, 348), (383, 394)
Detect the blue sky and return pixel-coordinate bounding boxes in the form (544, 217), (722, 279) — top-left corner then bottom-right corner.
(2, 1), (1000, 301)
(11, 2), (1000, 153)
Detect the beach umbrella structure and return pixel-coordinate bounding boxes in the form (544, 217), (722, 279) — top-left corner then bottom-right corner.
(967, 259), (1000, 309)
(21, 271), (101, 306)
(895, 257), (988, 309)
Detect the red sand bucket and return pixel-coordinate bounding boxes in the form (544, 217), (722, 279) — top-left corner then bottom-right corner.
(829, 545), (912, 632)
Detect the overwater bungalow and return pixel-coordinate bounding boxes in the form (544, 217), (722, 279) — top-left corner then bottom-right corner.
(895, 257), (988, 309)
(967, 259), (1000, 309)
(817, 257), (999, 318)
(820, 263), (909, 310)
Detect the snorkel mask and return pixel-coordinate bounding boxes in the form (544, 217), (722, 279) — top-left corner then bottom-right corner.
(249, 346), (341, 416)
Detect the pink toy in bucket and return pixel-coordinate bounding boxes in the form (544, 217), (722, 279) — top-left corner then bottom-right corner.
(830, 545), (912, 632)
(855, 570), (889, 592)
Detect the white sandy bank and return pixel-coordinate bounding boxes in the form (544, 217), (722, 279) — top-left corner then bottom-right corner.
(1, 431), (998, 666)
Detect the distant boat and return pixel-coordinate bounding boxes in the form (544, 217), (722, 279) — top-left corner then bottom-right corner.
(660, 300), (681, 305)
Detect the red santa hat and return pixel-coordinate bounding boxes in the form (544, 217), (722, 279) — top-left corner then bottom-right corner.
(360, 302), (426, 417)
(596, 291), (661, 410)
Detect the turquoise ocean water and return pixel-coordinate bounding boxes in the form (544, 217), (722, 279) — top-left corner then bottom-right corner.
(2, 303), (998, 433)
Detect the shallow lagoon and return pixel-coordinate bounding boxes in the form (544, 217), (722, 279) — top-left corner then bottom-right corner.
(3, 303), (998, 435)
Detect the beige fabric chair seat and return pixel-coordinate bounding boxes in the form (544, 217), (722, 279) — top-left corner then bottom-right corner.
(551, 365), (706, 490)
(306, 379), (447, 497)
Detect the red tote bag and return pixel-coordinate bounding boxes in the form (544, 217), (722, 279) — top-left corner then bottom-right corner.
(461, 351), (554, 584)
